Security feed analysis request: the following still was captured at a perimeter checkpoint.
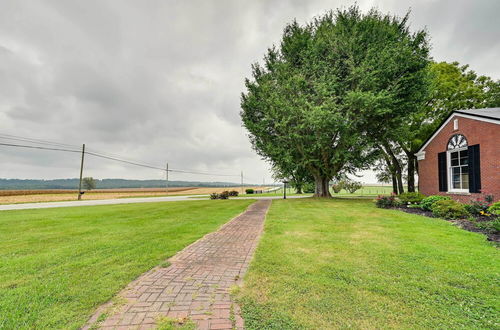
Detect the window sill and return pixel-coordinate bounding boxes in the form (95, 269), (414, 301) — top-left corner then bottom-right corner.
(446, 191), (471, 196)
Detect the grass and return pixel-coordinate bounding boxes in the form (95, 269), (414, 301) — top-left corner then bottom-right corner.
(237, 198), (499, 329)
(0, 199), (253, 329)
(236, 187), (310, 198)
(333, 185), (394, 196)
(156, 316), (196, 330)
(236, 185), (396, 198)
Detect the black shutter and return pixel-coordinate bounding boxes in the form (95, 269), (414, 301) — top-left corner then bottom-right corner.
(438, 152), (447, 192)
(468, 144), (481, 193)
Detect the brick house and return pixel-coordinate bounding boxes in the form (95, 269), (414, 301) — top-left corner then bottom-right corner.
(416, 108), (500, 203)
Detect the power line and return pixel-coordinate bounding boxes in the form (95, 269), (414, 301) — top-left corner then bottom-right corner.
(0, 133), (81, 149)
(85, 151), (166, 171)
(168, 168), (240, 177)
(1, 141), (243, 178)
(0, 142), (81, 153)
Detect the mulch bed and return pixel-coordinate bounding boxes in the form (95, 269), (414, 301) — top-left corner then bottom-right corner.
(395, 207), (499, 243)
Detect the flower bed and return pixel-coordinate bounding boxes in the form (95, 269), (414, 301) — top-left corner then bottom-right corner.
(375, 194), (499, 242)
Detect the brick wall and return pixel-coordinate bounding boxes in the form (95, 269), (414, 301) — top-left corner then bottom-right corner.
(418, 115), (500, 203)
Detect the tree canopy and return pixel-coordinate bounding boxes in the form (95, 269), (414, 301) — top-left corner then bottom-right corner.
(375, 61), (500, 194)
(241, 6), (431, 197)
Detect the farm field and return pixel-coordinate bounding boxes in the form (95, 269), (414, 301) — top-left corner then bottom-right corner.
(237, 198), (499, 329)
(0, 186), (267, 204)
(0, 199), (254, 329)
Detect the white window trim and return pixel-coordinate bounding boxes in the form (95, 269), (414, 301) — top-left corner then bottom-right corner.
(447, 147), (469, 193)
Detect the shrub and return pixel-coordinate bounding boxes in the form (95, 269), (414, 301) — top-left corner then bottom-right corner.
(399, 192), (426, 205)
(331, 182), (343, 193)
(375, 195), (397, 208)
(476, 219), (500, 233)
(420, 195), (451, 211)
(343, 181), (362, 194)
(431, 200), (468, 219)
(488, 202), (500, 216)
(464, 200), (490, 216)
(245, 188), (254, 194)
(303, 183), (315, 193)
(210, 191), (230, 199)
(228, 190), (239, 197)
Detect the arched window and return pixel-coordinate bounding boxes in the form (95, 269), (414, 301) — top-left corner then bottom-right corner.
(447, 134), (469, 191)
(447, 134), (468, 150)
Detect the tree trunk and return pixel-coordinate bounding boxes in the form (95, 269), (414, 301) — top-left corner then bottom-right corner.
(391, 175), (398, 195)
(396, 169), (404, 195)
(415, 157), (420, 191)
(295, 186), (303, 194)
(406, 152), (416, 193)
(384, 143), (404, 195)
(313, 175), (332, 198)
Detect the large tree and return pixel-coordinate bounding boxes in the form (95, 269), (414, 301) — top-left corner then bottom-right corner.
(241, 7), (430, 197)
(392, 61), (500, 192)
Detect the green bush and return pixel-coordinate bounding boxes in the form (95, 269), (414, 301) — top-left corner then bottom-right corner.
(245, 189), (254, 194)
(464, 200), (490, 216)
(399, 192), (426, 204)
(331, 183), (343, 193)
(487, 202), (500, 216)
(420, 195), (451, 211)
(303, 183), (315, 194)
(476, 219), (500, 233)
(210, 191), (230, 199)
(375, 195), (397, 208)
(228, 190), (239, 197)
(431, 200), (468, 219)
(343, 180), (362, 194)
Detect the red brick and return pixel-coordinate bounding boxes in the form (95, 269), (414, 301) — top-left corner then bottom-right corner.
(418, 115), (500, 203)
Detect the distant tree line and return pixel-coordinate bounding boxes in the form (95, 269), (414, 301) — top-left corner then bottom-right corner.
(0, 179), (249, 190)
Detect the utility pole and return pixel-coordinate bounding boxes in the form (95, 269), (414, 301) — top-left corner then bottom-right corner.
(241, 171), (243, 194)
(77, 143), (85, 200)
(166, 162), (169, 195)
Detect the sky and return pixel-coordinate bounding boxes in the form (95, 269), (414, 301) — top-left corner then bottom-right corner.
(0, 0), (499, 184)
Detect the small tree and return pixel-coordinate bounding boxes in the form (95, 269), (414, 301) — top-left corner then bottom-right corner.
(343, 180), (362, 194)
(82, 177), (96, 191)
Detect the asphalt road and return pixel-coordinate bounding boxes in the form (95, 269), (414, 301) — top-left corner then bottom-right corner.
(0, 194), (307, 211)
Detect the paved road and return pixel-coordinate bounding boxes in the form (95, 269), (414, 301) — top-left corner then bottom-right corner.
(0, 194), (307, 211)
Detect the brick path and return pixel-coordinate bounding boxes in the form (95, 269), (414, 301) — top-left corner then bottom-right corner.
(85, 200), (271, 330)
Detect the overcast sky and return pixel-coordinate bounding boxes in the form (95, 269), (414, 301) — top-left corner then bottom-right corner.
(0, 0), (498, 184)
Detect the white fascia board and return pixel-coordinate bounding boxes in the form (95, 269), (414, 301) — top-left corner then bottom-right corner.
(416, 113), (500, 154)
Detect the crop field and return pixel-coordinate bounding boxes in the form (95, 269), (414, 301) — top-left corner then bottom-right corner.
(0, 186), (268, 204)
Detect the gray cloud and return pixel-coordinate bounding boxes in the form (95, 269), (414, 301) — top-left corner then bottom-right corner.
(0, 0), (498, 183)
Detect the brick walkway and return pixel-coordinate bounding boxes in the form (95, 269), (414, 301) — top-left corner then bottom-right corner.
(85, 200), (271, 330)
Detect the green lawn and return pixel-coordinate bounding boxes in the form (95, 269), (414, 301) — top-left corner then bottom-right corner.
(0, 200), (253, 329)
(237, 198), (499, 329)
(236, 187), (311, 198)
(333, 185), (395, 196)
(236, 185), (396, 198)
